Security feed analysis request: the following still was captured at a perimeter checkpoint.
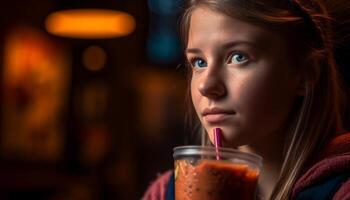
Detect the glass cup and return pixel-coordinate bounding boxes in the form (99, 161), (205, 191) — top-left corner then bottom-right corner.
(173, 146), (262, 200)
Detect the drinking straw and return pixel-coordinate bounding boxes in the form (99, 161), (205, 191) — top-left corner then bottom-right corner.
(214, 128), (223, 160)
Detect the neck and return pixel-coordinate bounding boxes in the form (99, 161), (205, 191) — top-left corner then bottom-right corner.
(239, 130), (285, 199)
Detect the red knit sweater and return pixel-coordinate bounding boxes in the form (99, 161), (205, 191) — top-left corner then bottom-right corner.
(292, 133), (350, 200)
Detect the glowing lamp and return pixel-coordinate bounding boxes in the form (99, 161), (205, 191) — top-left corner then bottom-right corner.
(45, 9), (136, 39)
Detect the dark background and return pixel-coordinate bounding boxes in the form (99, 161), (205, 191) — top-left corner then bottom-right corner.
(0, 0), (189, 199)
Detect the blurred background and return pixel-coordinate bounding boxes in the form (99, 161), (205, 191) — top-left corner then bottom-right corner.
(0, 0), (188, 199)
(1, 1), (350, 200)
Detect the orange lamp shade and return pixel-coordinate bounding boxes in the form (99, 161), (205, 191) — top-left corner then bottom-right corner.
(45, 9), (136, 39)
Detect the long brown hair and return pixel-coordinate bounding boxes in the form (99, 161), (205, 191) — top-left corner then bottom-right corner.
(179, 0), (346, 199)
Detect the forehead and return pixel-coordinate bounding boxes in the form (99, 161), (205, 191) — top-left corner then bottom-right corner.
(187, 6), (283, 49)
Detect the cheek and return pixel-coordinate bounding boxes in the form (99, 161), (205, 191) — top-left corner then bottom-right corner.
(234, 69), (298, 134)
(190, 78), (201, 113)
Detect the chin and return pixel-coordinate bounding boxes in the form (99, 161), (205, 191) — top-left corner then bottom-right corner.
(205, 127), (249, 148)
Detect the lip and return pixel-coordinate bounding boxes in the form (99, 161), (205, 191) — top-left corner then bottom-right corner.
(202, 107), (235, 123)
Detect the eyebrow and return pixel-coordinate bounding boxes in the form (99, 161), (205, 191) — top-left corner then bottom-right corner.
(185, 40), (256, 54)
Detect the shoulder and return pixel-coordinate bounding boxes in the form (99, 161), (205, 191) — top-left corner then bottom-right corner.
(142, 170), (174, 200)
(292, 132), (350, 200)
(333, 178), (350, 200)
(294, 172), (350, 200)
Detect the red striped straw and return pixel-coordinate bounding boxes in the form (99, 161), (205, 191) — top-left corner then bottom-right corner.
(214, 128), (223, 160)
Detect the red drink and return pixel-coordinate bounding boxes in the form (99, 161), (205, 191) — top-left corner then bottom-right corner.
(173, 146), (262, 200)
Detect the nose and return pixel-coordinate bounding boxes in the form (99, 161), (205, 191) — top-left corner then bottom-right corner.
(198, 70), (226, 99)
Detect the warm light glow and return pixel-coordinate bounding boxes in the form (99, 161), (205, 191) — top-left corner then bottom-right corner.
(45, 9), (136, 39)
(82, 46), (106, 71)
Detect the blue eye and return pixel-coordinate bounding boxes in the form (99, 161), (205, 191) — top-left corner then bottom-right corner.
(230, 53), (248, 64)
(192, 58), (207, 68)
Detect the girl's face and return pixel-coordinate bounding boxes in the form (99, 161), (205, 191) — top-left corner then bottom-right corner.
(187, 7), (302, 147)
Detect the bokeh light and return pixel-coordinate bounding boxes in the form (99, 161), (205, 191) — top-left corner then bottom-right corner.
(45, 9), (136, 39)
(147, 31), (182, 64)
(82, 46), (107, 71)
(148, 0), (182, 15)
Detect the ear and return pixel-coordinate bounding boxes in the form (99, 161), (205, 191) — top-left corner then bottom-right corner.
(296, 54), (319, 96)
(296, 74), (316, 96)
(296, 76), (306, 96)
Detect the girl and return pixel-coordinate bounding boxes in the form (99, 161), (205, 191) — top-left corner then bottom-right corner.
(143, 0), (350, 199)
